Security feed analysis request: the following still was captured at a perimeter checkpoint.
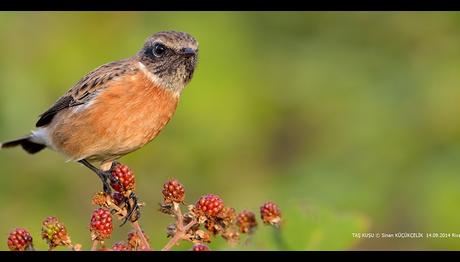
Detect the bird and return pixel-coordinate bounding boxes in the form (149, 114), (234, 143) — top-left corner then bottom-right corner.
(0, 31), (199, 210)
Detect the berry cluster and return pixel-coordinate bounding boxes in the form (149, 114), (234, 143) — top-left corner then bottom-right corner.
(159, 178), (282, 250)
(6, 163), (282, 251)
(7, 221), (80, 251)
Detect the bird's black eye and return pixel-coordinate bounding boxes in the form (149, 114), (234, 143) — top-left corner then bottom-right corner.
(152, 43), (166, 57)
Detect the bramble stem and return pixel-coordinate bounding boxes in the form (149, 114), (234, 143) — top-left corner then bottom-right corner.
(161, 219), (196, 251)
(183, 219), (196, 232)
(105, 191), (151, 250)
(161, 231), (183, 251)
(162, 203), (197, 251)
(272, 226), (287, 250)
(174, 202), (184, 230)
(70, 243), (82, 251)
(91, 240), (99, 251)
(132, 221), (151, 250)
(243, 235), (253, 246)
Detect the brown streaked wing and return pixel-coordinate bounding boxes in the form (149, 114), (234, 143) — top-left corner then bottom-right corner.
(35, 58), (138, 127)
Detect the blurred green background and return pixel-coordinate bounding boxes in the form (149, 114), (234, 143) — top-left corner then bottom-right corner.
(0, 11), (460, 251)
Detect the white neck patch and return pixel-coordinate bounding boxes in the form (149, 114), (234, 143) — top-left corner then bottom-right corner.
(137, 61), (181, 98)
(137, 61), (162, 86)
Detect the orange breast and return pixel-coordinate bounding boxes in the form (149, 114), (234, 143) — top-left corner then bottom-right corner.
(49, 71), (179, 162)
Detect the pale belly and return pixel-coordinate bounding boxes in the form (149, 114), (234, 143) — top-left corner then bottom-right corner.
(49, 105), (176, 162)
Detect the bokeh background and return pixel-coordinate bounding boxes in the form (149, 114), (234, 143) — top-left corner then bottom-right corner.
(0, 12), (460, 250)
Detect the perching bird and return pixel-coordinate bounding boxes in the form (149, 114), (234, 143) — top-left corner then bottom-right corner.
(1, 31), (198, 197)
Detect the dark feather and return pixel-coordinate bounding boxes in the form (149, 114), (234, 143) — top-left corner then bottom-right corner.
(35, 58), (138, 127)
(36, 96), (82, 127)
(1, 137), (46, 154)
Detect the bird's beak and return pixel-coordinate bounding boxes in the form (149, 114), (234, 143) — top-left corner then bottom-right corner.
(181, 48), (196, 57)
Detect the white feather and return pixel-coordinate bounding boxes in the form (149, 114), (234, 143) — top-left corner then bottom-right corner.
(137, 61), (181, 98)
(30, 128), (55, 150)
(137, 61), (161, 85)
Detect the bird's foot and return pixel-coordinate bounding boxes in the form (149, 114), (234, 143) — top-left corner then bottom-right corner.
(94, 169), (112, 195)
(102, 179), (112, 195)
(79, 159), (140, 226)
(99, 161), (124, 195)
(79, 159), (115, 195)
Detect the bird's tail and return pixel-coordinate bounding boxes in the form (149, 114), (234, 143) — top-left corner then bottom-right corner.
(1, 136), (46, 154)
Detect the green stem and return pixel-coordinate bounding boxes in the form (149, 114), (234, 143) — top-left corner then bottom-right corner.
(273, 226), (288, 250)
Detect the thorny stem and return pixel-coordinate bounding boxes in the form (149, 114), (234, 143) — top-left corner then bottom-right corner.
(162, 203), (197, 251)
(91, 240), (99, 251)
(272, 226), (287, 251)
(174, 202), (184, 230)
(70, 243), (82, 251)
(132, 221), (151, 250)
(161, 230), (183, 251)
(161, 219), (197, 251)
(106, 195), (151, 250)
(49, 241), (75, 251)
(243, 235), (253, 246)
(183, 219), (197, 232)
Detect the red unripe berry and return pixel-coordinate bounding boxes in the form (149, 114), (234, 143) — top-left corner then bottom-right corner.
(162, 179), (185, 203)
(112, 192), (126, 206)
(192, 244), (210, 251)
(110, 163), (135, 192)
(112, 241), (130, 251)
(90, 208), (113, 241)
(7, 228), (33, 251)
(195, 194), (224, 217)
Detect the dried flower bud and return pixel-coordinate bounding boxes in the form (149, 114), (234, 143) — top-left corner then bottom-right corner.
(41, 216), (71, 249)
(237, 210), (258, 234)
(127, 229), (150, 251)
(260, 202), (282, 226)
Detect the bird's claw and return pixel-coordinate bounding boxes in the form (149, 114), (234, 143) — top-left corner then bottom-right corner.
(103, 183), (112, 195)
(120, 192), (141, 226)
